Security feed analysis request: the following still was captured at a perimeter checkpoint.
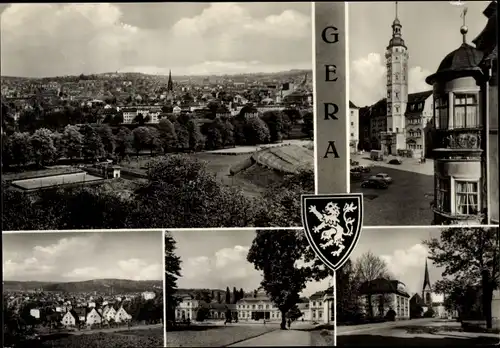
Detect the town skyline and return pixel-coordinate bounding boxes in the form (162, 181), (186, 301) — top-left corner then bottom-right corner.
(349, 1), (491, 106)
(0, 3), (312, 77)
(2, 231), (163, 282)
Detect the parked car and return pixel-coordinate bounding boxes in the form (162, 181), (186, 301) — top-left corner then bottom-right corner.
(361, 177), (388, 189)
(350, 170), (362, 181)
(374, 173), (392, 184)
(359, 164), (372, 173)
(350, 159), (360, 166)
(388, 158), (403, 165)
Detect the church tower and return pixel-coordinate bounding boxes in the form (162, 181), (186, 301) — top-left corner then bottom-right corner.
(422, 258), (433, 306)
(167, 70), (174, 102)
(383, 1), (409, 155)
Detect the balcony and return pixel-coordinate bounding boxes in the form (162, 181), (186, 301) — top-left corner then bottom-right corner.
(434, 128), (483, 150)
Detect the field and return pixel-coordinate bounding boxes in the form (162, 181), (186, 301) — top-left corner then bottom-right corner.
(40, 327), (164, 348)
(166, 325), (276, 347)
(11, 172), (103, 190)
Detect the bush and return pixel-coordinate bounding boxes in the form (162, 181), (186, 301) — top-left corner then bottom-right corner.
(423, 308), (435, 318)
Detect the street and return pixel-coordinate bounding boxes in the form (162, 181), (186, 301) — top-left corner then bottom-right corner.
(350, 154), (434, 226)
(228, 329), (313, 347)
(65, 323), (163, 336)
(337, 318), (499, 346)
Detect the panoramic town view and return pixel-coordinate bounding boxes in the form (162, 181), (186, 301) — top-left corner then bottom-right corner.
(3, 231), (164, 347)
(336, 226), (499, 347)
(1, 3), (314, 230)
(166, 229), (337, 347)
(348, 1), (498, 226)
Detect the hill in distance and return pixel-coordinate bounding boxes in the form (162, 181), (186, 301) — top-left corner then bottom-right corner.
(3, 278), (162, 293)
(1, 69), (312, 81)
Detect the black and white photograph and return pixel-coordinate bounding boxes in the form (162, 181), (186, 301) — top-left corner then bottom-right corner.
(3, 231), (164, 348)
(166, 229), (338, 347)
(348, 1), (498, 226)
(1, 2), (314, 231)
(335, 226), (499, 346)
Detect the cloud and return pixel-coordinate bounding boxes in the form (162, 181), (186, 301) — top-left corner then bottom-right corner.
(63, 259), (161, 281)
(350, 53), (432, 107)
(180, 245), (259, 290)
(3, 233), (161, 282)
(380, 243), (429, 295)
(1, 3), (311, 77)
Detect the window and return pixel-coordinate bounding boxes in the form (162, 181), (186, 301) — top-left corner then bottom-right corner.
(434, 96), (448, 129)
(395, 73), (399, 81)
(351, 133), (354, 137)
(351, 122), (354, 126)
(395, 105), (400, 113)
(456, 181), (479, 215)
(453, 94), (479, 128)
(436, 176), (451, 212)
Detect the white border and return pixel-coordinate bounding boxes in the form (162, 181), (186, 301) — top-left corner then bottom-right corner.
(1, 227), (303, 234)
(312, 1), (319, 195)
(162, 230), (167, 348)
(345, 1), (351, 196)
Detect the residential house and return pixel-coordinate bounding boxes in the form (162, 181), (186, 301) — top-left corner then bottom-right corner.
(86, 307), (102, 326)
(61, 310), (78, 327)
(404, 90), (434, 158)
(358, 279), (410, 320)
(115, 306), (132, 323)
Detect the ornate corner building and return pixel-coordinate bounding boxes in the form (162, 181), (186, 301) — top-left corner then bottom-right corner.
(426, 1), (498, 225)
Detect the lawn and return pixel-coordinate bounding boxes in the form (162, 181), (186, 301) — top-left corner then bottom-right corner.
(11, 172), (103, 190)
(39, 328), (164, 348)
(351, 165), (434, 226)
(166, 325), (276, 347)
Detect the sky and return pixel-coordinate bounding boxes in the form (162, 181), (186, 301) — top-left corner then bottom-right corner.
(350, 227), (445, 296)
(0, 2), (312, 77)
(2, 231), (163, 282)
(349, 1), (491, 107)
(169, 229), (335, 298)
(169, 228), (446, 299)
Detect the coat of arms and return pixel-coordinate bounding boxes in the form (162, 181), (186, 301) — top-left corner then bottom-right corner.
(301, 194), (363, 271)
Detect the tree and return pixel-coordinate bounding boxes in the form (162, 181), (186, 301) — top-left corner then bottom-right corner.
(174, 122), (190, 151)
(233, 287), (238, 304)
(134, 113), (145, 125)
(286, 305), (303, 321)
(80, 124), (105, 162)
(424, 227), (499, 329)
(225, 287), (231, 304)
(186, 120), (205, 152)
(131, 155), (256, 228)
(247, 230), (330, 329)
(165, 231), (181, 328)
(157, 119), (178, 153)
(62, 125), (83, 160)
(115, 127), (133, 160)
(239, 288), (244, 302)
(336, 259), (362, 323)
(132, 126), (152, 156)
(354, 251), (390, 318)
(217, 292), (222, 304)
(254, 170), (314, 227)
(95, 124), (116, 158)
(261, 111), (284, 143)
(30, 128), (58, 166)
(148, 127), (163, 155)
(111, 113), (124, 125)
(302, 112), (313, 139)
(52, 131), (65, 160)
(244, 116), (270, 145)
(5, 132), (33, 167)
(202, 121), (224, 150)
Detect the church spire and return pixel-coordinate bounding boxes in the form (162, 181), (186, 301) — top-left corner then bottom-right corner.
(167, 70), (173, 92)
(423, 258), (431, 291)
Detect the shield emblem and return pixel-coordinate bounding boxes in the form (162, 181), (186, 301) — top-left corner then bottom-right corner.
(301, 194), (363, 272)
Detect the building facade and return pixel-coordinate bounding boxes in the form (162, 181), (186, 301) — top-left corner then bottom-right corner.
(472, 1), (498, 224)
(426, 19), (489, 225)
(350, 101), (360, 153)
(175, 294), (199, 321)
(237, 288), (283, 321)
(358, 279), (410, 320)
(405, 91), (434, 158)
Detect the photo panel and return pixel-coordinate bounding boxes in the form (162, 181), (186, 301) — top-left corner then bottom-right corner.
(2, 230), (164, 347)
(335, 225), (499, 347)
(345, 1), (498, 226)
(165, 228), (337, 347)
(1, 2), (315, 231)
